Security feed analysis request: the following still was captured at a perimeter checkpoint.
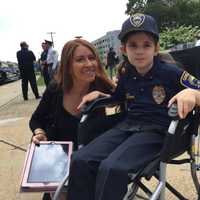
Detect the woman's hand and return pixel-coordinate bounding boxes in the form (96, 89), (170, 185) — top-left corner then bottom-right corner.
(32, 129), (47, 144)
(77, 91), (111, 110)
(168, 89), (199, 119)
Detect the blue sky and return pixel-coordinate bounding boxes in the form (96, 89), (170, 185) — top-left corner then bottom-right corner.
(0, 0), (128, 62)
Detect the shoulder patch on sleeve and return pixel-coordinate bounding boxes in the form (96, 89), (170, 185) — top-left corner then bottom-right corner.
(180, 71), (200, 89)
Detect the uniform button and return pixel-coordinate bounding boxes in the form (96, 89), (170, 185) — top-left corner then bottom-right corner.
(140, 88), (144, 92)
(133, 77), (137, 80)
(149, 76), (153, 80)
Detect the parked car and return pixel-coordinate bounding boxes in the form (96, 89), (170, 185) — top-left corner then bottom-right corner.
(0, 66), (21, 85)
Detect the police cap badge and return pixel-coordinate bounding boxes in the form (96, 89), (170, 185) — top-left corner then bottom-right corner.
(130, 13), (145, 27)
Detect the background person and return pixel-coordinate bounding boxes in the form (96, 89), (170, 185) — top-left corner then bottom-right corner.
(67, 13), (200, 200)
(29, 38), (115, 200)
(45, 40), (59, 79)
(16, 41), (40, 100)
(40, 42), (50, 87)
(195, 33), (200, 47)
(106, 47), (118, 79)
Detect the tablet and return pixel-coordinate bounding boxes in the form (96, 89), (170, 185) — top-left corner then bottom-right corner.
(20, 141), (73, 192)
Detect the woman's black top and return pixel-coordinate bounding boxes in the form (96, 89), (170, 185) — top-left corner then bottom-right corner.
(29, 79), (113, 149)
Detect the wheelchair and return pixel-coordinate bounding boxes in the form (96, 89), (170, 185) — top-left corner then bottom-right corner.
(52, 96), (200, 200)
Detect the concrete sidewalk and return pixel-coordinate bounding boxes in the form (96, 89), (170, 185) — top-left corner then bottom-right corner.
(0, 81), (21, 107)
(0, 81), (44, 200)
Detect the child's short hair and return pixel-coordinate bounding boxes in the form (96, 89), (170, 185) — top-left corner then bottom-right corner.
(118, 13), (159, 43)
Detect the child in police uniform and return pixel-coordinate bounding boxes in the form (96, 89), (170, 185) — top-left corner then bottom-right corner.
(67, 13), (200, 200)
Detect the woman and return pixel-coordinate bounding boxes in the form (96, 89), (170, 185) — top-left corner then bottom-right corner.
(29, 38), (115, 200)
(30, 38), (114, 148)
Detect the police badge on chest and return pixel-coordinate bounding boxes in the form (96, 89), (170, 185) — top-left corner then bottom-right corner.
(152, 85), (166, 104)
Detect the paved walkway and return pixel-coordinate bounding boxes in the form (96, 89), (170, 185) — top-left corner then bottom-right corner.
(0, 81), (44, 200)
(0, 81), (21, 107)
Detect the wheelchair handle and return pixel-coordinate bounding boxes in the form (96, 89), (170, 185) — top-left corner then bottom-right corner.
(80, 114), (88, 123)
(168, 103), (179, 119)
(168, 104), (180, 134)
(81, 96), (110, 114)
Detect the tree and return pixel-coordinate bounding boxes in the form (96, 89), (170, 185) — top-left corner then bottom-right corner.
(125, 0), (172, 14)
(126, 0), (147, 14)
(125, 0), (200, 50)
(126, 0), (200, 31)
(160, 25), (200, 50)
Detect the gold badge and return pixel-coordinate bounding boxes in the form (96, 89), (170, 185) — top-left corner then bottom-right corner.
(152, 86), (166, 104)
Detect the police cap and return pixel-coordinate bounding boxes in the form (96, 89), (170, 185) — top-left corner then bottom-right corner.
(118, 13), (159, 42)
(45, 40), (53, 45)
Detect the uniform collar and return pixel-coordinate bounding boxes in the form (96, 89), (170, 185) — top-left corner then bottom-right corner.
(126, 56), (159, 80)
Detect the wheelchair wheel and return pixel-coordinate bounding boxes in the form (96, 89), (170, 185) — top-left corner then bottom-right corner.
(191, 134), (200, 196)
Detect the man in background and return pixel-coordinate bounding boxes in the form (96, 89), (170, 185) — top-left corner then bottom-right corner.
(45, 40), (58, 79)
(195, 33), (200, 47)
(106, 47), (118, 79)
(16, 41), (40, 100)
(40, 42), (50, 87)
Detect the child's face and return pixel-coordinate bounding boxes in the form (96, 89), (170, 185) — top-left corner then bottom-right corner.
(121, 32), (159, 74)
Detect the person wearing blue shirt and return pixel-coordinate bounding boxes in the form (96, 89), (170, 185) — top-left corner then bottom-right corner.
(67, 13), (200, 200)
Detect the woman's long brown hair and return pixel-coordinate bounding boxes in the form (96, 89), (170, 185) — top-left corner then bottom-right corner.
(54, 38), (114, 92)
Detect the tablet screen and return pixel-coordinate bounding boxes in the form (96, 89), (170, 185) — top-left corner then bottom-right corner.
(20, 141), (73, 192)
(27, 143), (69, 183)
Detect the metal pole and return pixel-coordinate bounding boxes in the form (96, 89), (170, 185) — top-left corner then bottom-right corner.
(47, 32), (56, 47)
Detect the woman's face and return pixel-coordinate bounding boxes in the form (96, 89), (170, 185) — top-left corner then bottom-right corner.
(71, 45), (97, 84)
(122, 32), (159, 74)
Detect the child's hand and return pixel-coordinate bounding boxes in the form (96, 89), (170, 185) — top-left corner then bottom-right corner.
(168, 89), (197, 119)
(77, 91), (111, 110)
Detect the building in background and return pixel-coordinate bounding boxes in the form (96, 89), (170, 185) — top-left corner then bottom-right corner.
(92, 30), (121, 65)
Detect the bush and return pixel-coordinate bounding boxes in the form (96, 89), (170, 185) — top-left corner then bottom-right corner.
(160, 25), (200, 50)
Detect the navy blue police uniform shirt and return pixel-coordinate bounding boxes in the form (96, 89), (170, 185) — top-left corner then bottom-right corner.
(113, 56), (200, 128)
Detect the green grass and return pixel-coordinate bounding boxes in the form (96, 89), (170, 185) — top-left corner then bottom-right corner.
(37, 75), (45, 86)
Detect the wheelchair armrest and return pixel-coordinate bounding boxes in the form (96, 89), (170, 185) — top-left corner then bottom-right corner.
(78, 97), (126, 147)
(81, 96), (125, 115)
